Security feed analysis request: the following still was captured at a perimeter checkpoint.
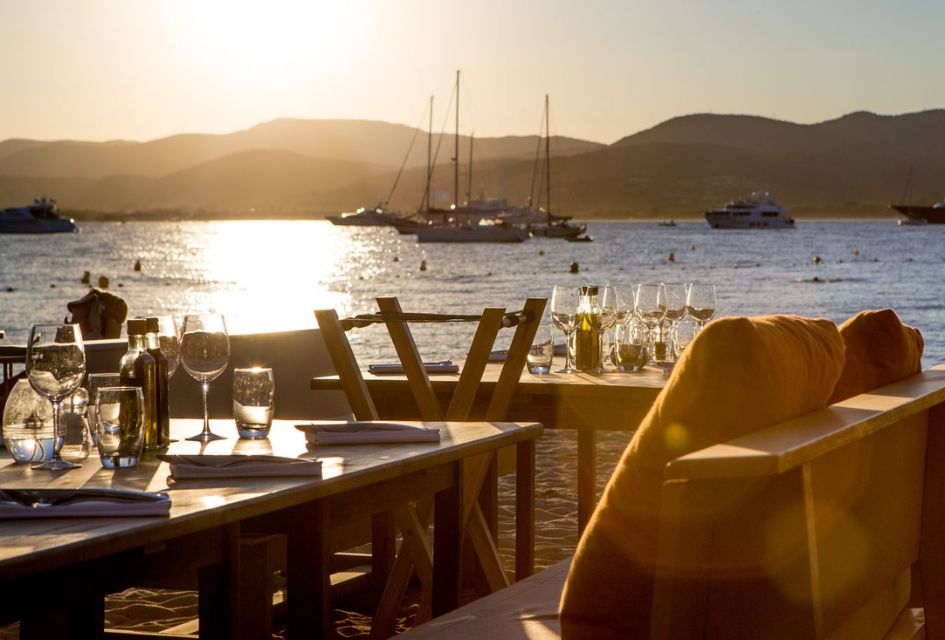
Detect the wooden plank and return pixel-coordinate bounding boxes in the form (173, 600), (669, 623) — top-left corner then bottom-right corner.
(921, 401), (945, 639)
(377, 297), (444, 421)
(433, 461), (464, 616)
(516, 439), (536, 581)
(577, 429), (597, 535)
(314, 308), (379, 420)
(371, 511), (395, 609)
(197, 523), (238, 640)
(446, 307), (506, 421)
(286, 500), (331, 639)
(237, 534), (278, 640)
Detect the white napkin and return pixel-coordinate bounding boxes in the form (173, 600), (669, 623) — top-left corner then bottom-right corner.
(296, 421), (442, 446)
(0, 488), (171, 518)
(368, 360), (459, 374)
(159, 455), (322, 480)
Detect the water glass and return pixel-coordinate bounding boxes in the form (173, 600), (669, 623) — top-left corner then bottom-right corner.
(60, 388), (91, 461)
(233, 368), (275, 439)
(614, 320), (649, 373)
(86, 373), (121, 444)
(95, 386), (145, 468)
(673, 317), (699, 360)
(526, 327), (555, 375)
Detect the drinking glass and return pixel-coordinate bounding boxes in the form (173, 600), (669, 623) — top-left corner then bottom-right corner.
(95, 386), (144, 468)
(157, 315), (181, 377)
(614, 320), (648, 373)
(180, 314), (230, 442)
(635, 284), (667, 364)
(233, 367), (275, 439)
(613, 284), (637, 326)
(592, 285), (618, 373)
(662, 282), (687, 361)
(686, 283), (717, 330)
(86, 373), (121, 445)
(526, 326), (555, 375)
(26, 323), (86, 470)
(551, 285), (580, 374)
(673, 316), (699, 360)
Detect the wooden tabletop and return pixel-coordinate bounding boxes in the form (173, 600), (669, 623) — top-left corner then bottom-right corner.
(312, 357), (669, 431)
(0, 418), (542, 580)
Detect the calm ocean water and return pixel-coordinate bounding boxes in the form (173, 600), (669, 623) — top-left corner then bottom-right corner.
(1, 219), (943, 365)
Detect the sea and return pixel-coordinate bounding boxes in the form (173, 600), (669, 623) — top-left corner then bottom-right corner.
(1, 219), (944, 365)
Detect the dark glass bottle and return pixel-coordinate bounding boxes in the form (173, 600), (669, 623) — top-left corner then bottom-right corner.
(119, 319), (159, 451)
(144, 317), (170, 448)
(574, 286), (601, 372)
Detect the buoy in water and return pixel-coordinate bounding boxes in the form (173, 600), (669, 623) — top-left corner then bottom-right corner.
(538, 250), (545, 256)
(98, 275), (110, 289)
(690, 244), (696, 251)
(393, 256), (400, 262)
(134, 260), (142, 272)
(50, 284), (56, 288)
(852, 248), (860, 257)
(668, 252), (675, 263)
(81, 271), (91, 284)
(813, 256), (823, 265)
(419, 259), (427, 272)
(569, 261), (579, 274)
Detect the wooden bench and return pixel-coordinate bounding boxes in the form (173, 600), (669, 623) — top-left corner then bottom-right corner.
(398, 366), (945, 639)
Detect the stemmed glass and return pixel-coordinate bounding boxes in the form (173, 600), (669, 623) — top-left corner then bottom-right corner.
(157, 315), (181, 378)
(686, 283), (717, 330)
(662, 283), (688, 356)
(26, 323), (86, 470)
(635, 284), (667, 363)
(551, 285), (580, 374)
(592, 285), (618, 374)
(180, 314), (230, 442)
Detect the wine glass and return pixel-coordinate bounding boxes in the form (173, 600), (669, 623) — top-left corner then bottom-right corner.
(551, 285), (580, 374)
(686, 283), (717, 330)
(613, 284), (637, 326)
(662, 282), (687, 357)
(635, 284), (667, 363)
(157, 315), (181, 377)
(180, 314), (230, 442)
(26, 323), (86, 470)
(592, 285), (618, 374)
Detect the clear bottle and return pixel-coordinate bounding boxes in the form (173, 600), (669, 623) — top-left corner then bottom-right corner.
(574, 285), (601, 372)
(144, 317), (170, 447)
(119, 318), (159, 451)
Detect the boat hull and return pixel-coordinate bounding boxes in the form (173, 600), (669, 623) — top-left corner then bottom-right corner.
(530, 223), (586, 239)
(0, 218), (77, 234)
(416, 226), (529, 243)
(891, 204), (945, 224)
(705, 211), (795, 229)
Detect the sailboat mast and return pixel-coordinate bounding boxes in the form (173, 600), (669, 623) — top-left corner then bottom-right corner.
(545, 94), (552, 219)
(424, 95), (433, 211)
(467, 131), (474, 203)
(454, 69), (460, 209)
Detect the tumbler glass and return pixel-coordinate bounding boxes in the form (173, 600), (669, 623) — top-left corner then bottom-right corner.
(232, 368), (275, 439)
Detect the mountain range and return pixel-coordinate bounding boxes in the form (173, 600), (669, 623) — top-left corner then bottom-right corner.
(0, 110), (942, 217)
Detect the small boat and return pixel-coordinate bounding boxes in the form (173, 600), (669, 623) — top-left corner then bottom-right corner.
(416, 220), (530, 243)
(566, 235), (593, 243)
(891, 202), (945, 224)
(529, 220), (587, 239)
(0, 198), (77, 234)
(705, 192), (795, 229)
(897, 215), (930, 226)
(326, 206), (399, 227)
(658, 220), (677, 227)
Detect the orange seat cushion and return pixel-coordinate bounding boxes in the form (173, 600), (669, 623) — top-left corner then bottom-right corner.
(829, 309), (923, 404)
(559, 315), (846, 639)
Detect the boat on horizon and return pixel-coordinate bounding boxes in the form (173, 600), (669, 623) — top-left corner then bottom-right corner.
(326, 205), (401, 227)
(891, 202), (945, 224)
(705, 192), (795, 229)
(0, 197), (77, 234)
(415, 219), (530, 243)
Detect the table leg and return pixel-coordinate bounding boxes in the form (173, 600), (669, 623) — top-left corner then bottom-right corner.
(287, 500), (331, 639)
(578, 429), (598, 535)
(198, 523), (239, 640)
(371, 511), (396, 608)
(516, 439), (536, 581)
(433, 461), (464, 616)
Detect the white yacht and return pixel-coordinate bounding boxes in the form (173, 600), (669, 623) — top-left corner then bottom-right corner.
(326, 206), (400, 227)
(705, 192), (795, 229)
(0, 198), (77, 234)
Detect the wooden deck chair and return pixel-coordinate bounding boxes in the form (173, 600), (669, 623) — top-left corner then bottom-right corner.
(315, 297), (545, 638)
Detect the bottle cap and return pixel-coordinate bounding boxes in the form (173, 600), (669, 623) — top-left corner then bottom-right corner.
(144, 317), (159, 333)
(127, 318), (148, 335)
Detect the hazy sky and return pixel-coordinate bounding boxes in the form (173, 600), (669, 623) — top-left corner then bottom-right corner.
(1, 0), (942, 144)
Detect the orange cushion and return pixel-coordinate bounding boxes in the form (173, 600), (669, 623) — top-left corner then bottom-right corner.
(559, 315), (845, 639)
(828, 309), (923, 404)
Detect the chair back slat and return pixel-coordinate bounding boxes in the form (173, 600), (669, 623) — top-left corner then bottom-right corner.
(485, 298), (547, 421)
(314, 309), (379, 420)
(446, 307), (506, 421)
(376, 297), (444, 422)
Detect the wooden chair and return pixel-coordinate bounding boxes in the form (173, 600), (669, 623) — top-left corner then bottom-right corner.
(395, 366), (945, 639)
(315, 296), (546, 638)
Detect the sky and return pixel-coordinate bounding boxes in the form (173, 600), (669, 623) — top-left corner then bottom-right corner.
(0, 0), (942, 145)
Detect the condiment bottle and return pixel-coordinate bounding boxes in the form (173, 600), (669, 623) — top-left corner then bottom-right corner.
(119, 318), (159, 451)
(144, 317), (170, 447)
(574, 285), (601, 372)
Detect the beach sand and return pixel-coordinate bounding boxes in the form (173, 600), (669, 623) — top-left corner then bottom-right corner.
(0, 430), (633, 639)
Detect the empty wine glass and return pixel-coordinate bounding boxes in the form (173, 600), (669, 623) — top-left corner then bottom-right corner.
(551, 285), (580, 374)
(26, 323), (86, 470)
(157, 315), (181, 377)
(180, 314), (230, 442)
(592, 285), (618, 374)
(686, 283), (717, 330)
(662, 282), (687, 358)
(613, 284), (637, 325)
(635, 284), (666, 363)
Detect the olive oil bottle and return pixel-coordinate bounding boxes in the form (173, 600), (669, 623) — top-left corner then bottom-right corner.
(119, 319), (159, 451)
(574, 286), (601, 371)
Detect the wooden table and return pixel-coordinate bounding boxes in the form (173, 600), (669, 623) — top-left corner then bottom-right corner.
(0, 418), (541, 639)
(312, 358), (668, 531)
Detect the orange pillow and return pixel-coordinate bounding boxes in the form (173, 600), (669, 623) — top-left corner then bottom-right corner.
(559, 315), (845, 639)
(828, 309), (923, 404)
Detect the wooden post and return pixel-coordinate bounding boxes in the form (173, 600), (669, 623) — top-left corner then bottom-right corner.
(921, 402), (945, 639)
(287, 501), (331, 639)
(433, 461), (464, 616)
(516, 438), (536, 581)
(577, 429), (597, 535)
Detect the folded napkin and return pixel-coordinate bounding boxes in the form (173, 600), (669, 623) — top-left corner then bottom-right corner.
(158, 455), (322, 480)
(296, 421), (441, 446)
(0, 488), (171, 518)
(368, 360), (459, 375)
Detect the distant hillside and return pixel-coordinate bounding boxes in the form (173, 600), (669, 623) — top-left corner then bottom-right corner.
(0, 110), (942, 216)
(0, 118), (603, 179)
